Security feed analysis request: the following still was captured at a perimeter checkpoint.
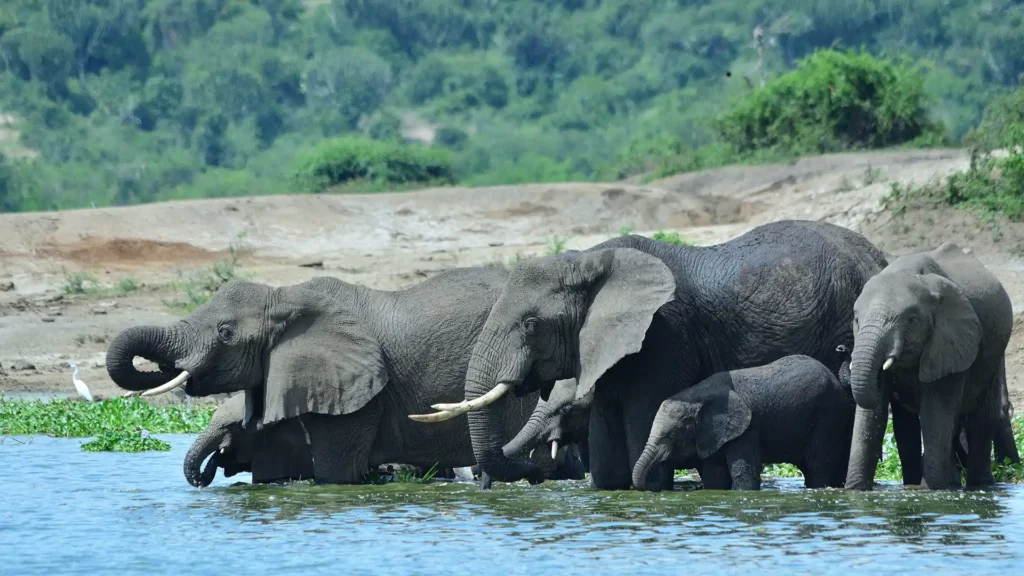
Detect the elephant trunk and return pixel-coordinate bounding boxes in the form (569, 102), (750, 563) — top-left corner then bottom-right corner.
(184, 426), (224, 487)
(106, 324), (194, 392)
(502, 408), (546, 458)
(849, 326), (889, 411)
(632, 442), (669, 491)
(465, 337), (542, 485)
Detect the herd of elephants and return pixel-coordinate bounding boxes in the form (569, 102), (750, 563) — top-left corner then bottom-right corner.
(105, 219), (1022, 492)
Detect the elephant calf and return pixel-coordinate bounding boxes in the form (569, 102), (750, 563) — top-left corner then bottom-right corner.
(633, 355), (855, 491)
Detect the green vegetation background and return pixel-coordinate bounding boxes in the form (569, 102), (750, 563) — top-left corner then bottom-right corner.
(2, 0), (1024, 212)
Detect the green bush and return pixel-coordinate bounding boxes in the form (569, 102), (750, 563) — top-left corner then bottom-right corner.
(716, 49), (946, 156)
(291, 137), (456, 193)
(939, 85), (1024, 220)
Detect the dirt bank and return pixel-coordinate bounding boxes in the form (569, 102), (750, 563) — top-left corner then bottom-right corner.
(2, 148), (1022, 406)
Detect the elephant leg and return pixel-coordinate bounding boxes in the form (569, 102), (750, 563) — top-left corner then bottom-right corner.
(964, 390), (997, 488)
(699, 454), (731, 490)
(891, 400), (923, 486)
(803, 430), (845, 489)
(845, 404), (889, 490)
(919, 380), (964, 490)
(623, 390), (668, 491)
(587, 394), (631, 490)
(479, 472), (493, 490)
(725, 433), (761, 491)
(303, 403), (383, 484)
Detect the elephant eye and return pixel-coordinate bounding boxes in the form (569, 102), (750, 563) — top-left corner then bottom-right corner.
(218, 326), (234, 342)
(522, 317), (538, 334)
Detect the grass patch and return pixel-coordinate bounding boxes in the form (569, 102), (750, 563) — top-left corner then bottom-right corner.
(62, 272), (142, 297)
(0, 397), (213, 438)
(81, 430), (172, 453)
(545, 235), (568, 255)
(651, 230), (693, 246)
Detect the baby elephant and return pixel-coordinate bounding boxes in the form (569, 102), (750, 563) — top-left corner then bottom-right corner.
(633, 354), (855, 491)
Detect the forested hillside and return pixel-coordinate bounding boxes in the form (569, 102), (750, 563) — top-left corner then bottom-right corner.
(0, 0), (1022, 212)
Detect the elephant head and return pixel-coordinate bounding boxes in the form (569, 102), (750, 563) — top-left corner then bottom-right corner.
(183, 394), (315, 487)
(632, 377), (752, 490)
(848, 270), (981, 410)
(411, 247), (675, 483)
(107, 279), (389, 429)
(501, 378), (590, 461)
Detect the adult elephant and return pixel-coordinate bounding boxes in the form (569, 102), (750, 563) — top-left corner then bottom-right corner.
(413, 220), (890, 490)
(845, 243), (1016, 490)
(106, 267), (574, 485)
(184, 394), (586, 488)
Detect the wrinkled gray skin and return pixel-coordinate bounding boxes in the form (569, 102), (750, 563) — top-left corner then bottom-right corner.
(108, 267), (570, 485)
(633, 355), (856, 491)
(186, 394), (585, 488)
(460, 219), (889, 490)
(846, 242), (1015, 490)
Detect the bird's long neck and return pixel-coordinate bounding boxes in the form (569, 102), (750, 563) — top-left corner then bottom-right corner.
(72, 367), (79, 379)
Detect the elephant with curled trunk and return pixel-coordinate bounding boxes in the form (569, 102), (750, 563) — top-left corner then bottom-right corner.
(846, 242), (1018, 490)
(107, 267), (579, 485)
(413, 220), (892, 490)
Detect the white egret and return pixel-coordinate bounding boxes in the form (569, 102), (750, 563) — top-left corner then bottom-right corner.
(69, 363), (94, 402)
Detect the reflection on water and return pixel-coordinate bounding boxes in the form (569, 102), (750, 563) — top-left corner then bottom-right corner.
(2, 436), (1023, 575)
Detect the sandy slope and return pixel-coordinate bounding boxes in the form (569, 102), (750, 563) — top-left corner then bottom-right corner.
(3, 148), (1023, 406)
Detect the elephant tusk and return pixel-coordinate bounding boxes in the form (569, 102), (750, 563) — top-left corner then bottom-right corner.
(429, 383), (512, 414)
(408, 410), (459, 423)
(882, 358), (894, 371)
(529, 449), (536, 459)
(550, 440), (559, 460)
(140, 370), (191, 397)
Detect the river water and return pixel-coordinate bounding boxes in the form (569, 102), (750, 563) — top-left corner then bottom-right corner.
(2, 435), (1023, 575)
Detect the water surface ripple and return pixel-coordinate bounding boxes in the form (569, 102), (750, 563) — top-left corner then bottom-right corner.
(2, 435), (1022, 575)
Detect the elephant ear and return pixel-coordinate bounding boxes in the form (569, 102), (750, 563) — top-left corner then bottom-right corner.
(573, 248), (676, 401)
(694, 383), (753, 459)
(248, 285), (388, 428)
(918, 273), (982, 383)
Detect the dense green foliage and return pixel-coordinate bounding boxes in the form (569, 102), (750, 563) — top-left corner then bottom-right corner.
(291, 136), (455, 193)
(0, 396), (213, 437)
(880, 83), (1024, 221)
(941, 85), (1024, 219)
(81, 430), (172, 452)
(1, 0), (1023, 212)
(717, 49), (946, 154)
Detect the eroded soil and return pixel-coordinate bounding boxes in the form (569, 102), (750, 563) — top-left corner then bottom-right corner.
(2, 148), (1022, 406)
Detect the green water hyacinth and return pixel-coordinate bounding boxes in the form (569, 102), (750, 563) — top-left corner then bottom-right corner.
(0, 397), (213, 438)
(81, 430), (172, 453)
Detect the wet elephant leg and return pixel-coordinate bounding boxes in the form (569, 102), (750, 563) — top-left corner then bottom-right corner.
(965, 387), (997, 488)
(302, 401), (383, 484)
(588, 392), (631, 490)
(919, 379), (964, 490)
(724, 432), (761, 490)
(891, 400), (922, 485)
(699, 454), (731, 490)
